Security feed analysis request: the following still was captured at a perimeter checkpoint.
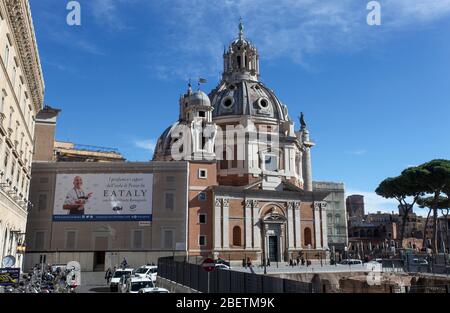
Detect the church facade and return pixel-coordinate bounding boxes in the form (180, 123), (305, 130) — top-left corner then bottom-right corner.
(154, 22), (347, 263)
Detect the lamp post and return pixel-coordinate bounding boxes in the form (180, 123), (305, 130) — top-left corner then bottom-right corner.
(262, 222), (267, 275)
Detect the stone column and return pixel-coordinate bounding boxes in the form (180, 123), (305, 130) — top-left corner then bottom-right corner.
(294, 202), (301, 248)
(287, 202), (295, 250)
(320, 202), (329, 249)
(252, 200), (261, 249)
(302, 146), (313, 192)
(245, 200), (252, 248)
(314, 202), (322, 249)
(301, 129), (315, 192)
(223, 198), (230, 249)
(214, 198), (222, 250)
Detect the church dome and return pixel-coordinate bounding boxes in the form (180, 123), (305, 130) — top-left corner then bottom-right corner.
(209, 80), (290, 121)
(187, 90), (211, 107)
(153, 122), (180, 160)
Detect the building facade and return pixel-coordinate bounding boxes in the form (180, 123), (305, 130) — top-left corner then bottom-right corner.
(346, 195), (365, 219)
(24, 161), (191, 271)
(0, 0), (44, 269)
(154, 22), (347, 263)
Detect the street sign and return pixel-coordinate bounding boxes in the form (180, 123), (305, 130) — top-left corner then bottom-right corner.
(1, 255), (15, 268)
(202, 258), (215, 272)
(0, 268), (20, 286)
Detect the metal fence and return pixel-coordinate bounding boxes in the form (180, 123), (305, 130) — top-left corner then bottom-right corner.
(158, 257), (314, 293)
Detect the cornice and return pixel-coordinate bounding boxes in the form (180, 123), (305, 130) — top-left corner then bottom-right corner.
(4, 0), (44, 113)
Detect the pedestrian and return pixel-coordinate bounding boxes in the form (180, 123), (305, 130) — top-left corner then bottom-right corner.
(105, 267), (112, 284)
(121, 257), (128, 268)
(267, 258), (271, 267)
(242, 258), (246, 268)
(247, 257), (252, 268)
(289, 259), (294, 267)
(296, 256), (300, 266)
(301, 257), (305, 266)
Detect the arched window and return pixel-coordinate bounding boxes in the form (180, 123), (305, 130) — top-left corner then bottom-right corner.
(237, 56), (241, 68)
(232, 226), (242, 246)
(327, 213), (332, 224)
(304, 227), (312, 247)
(335, 214), (341, 224)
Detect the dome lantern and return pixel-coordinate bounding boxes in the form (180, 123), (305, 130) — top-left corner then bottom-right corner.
(222, 19), (260, 82)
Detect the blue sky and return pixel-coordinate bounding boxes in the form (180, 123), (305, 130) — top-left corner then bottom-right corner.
(29, 0), (450, 214)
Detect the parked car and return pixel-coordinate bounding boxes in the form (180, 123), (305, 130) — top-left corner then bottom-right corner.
(215, 259), (231, 268)
(411, 258), (428, 265)
(215, 263), (231, 270)
(133, 265), (158, 282)
(50, 264), (67, 274)
(138, 286), (170, 293)
(124, 276), (155, 293)
(340, 259), (363, 265)
(109, 268), (134, 292)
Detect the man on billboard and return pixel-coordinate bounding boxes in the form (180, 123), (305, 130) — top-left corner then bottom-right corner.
(62, 176), (93, 215)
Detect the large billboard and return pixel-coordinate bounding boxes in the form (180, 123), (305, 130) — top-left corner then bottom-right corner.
(53, 173), (153, 222)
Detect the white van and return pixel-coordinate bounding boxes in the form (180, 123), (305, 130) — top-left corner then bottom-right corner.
(133, 265), (157, 282)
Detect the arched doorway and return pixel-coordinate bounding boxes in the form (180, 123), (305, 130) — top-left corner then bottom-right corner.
(261, 207), (287, 262)
(304, 228), (312, 247)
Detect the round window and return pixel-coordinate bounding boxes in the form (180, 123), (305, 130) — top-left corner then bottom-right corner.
(258, 98), (269, 110)
(221, 97), (234, 109)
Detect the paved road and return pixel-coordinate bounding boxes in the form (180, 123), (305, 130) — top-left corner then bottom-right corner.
(232, 264), (369, 275)
(76, 272), (110, 293)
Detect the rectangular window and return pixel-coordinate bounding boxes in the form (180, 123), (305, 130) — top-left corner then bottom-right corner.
(0, 89), (6, 113)
(10, 160), (15, 177)
(12, 66), (16, 86)
(4, 151), (8, 170)
(198, 169), (207, 179)
(65, 230), (77, 250)
(198, 192), (206, 201)
(34, 231), (45, 250)
(38, 194), (47, 211)
(264, 154), (278, 172)
(165, 193), (174, 210)
(132, 230), (143, 249)
(198, 213), (207, 224)
(199, 235), (206, 247)
(4, 44), (9, 67)
(163, 229), (174, 249)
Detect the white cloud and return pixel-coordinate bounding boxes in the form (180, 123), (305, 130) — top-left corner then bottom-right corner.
(90, 0), (130, 31)
(134, 139), (156, 152)
(141, 0), (450, 80)
(347, 149), (367, 156)
(75, 39), (105, 55)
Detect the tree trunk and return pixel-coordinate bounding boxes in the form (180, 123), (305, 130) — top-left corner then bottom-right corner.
(432, 191), (440, 253)
(422, 209), (432, 250)
(400, 210), (408, 248)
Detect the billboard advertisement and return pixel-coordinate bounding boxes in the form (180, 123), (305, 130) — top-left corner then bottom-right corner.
(53, 173), (153, 222)
(0, 268), (20, 286)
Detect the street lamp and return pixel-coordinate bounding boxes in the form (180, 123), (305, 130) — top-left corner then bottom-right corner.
(262, 221), (267, 275)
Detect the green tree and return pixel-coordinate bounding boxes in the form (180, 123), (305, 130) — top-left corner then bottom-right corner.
(415, 160), (450, 253)
(375, 169), (424, 247)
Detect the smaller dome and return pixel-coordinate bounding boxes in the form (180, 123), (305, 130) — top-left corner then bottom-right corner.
(188, 91), (211, 107)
